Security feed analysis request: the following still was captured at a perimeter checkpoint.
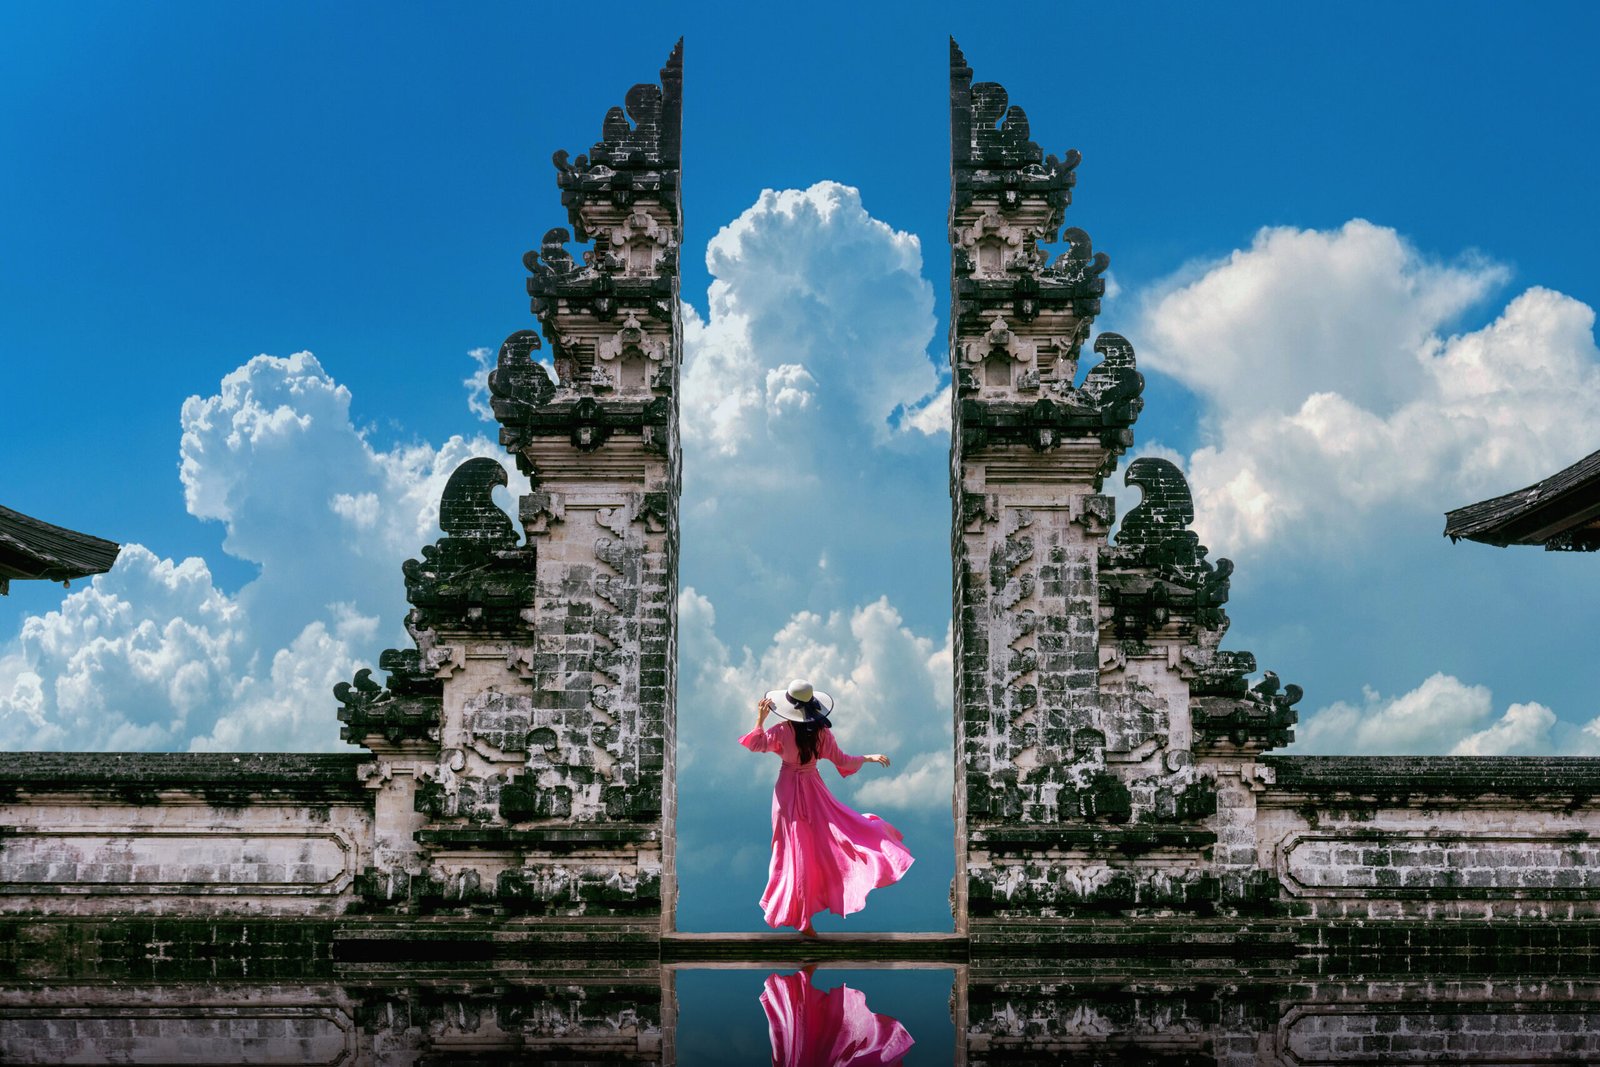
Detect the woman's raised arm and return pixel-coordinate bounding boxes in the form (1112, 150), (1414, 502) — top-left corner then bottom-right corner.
(819, 730), (891, 776)
(739, 696), (779, 752)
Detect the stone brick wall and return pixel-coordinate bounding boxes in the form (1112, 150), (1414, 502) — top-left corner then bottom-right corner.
(959, 976), (1600, 1066)
(0, 978), (666, 1064)
(0, 755), (372, 917)
(0, 983), (357, 1066)
(1256, 756), (1600, 922)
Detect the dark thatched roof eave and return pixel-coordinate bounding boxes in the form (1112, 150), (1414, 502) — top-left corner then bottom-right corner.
(0, 504), (122, 592)
(1443, 448), (1600, 550)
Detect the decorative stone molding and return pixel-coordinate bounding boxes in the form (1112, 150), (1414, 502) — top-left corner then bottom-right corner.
(953, 211), (1030, 278)
(607, 210), (677, 276)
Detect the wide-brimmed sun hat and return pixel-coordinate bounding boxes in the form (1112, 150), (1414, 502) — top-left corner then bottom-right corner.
(764, 678), (835, 723)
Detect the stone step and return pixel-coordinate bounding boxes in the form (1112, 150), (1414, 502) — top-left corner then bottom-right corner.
(661, 931), (967, 966)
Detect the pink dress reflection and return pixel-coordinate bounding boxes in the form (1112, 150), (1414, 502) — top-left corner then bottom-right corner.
(739, 721), (914, 930)
(760, 970), (916, 1067)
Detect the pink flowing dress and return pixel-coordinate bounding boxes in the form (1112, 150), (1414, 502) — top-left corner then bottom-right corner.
(739, 720), (914, 930)
(760, 970), (915, 1066)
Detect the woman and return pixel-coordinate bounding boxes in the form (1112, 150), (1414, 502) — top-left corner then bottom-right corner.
(739, 678), (914, 937)
(760, 966), (915, 1066)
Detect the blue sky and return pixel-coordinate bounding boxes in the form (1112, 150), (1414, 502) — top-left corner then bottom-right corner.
(4, 3), (1599, 930)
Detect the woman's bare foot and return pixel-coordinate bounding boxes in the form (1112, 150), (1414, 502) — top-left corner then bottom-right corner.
(798, 922), (818, 939)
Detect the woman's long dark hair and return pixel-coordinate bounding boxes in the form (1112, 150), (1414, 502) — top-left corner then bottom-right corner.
(789, 698), (831, 763)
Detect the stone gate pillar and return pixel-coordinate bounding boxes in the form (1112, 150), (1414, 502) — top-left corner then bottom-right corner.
(948, 40), (1298, 941)
(336, 42), (683, 937)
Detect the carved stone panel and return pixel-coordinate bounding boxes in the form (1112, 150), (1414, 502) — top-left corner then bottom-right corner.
(0, 830), (357, 896)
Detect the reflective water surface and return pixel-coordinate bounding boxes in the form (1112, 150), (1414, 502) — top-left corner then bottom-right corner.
(677, 968), (951, 1065)
(3, 958), (1599, 1064)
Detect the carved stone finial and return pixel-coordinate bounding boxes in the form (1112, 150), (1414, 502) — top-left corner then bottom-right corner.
(969, 81), (1041, 168)
(1050, 227), (1112, 289)
(335, 649), (444, 746)
(524, 228), (577, 282)
(1116, 459), (1197, 565)
(1100, 458), (1234, 638)
(401, 459), (533, 635)
(439, 459), (516, 544)
(1190, 657), (1304, 753)
(950, 46), (1080, 219)
(487, 330), (555, 423)
(1077, 333), (1144, 421)
(548, 42), (683, 240)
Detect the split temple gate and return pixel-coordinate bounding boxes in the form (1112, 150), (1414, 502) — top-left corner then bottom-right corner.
(2, 39), (1599, 1064)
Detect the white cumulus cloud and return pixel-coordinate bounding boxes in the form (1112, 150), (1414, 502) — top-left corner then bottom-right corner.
(683, 181), (945, 455)
(676, 587), (952, 813)
(463, 345), (496, 421)
(678, 183), (952, 647)
(1293, 672), (1598, 756)
(1129, 220), (1600, 759)
(854, 750), (953, 812)
(1451, 701), (1560, 757)
(0, 352), (525, 751)
(1137, 221), (1600, 553)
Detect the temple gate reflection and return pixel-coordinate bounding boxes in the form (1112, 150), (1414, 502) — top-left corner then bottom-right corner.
(3, 930), (1599, 1065)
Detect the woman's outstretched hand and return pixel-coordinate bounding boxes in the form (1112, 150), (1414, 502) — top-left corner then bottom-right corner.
(864, 754), (891, 768)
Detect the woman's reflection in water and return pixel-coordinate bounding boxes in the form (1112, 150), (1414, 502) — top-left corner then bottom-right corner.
(760, 966), (915, 1066)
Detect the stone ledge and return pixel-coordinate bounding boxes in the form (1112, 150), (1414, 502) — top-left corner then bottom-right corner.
(661, 932), (966, 966)
(970, 826), (1216, 854)
(334, 921), (660, 963)
(0, 753), (371, 802)
(1262, 756), (1600, 799)
(414, 826), (659, 851)
(969, 919), (1299, 957)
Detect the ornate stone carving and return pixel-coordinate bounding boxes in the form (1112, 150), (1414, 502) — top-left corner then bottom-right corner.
(957, 333), (1144, 457)
(954, 211), (1029, 278)
(401, 458), (535, 636)
(519, 489), (565, 536)
(341, 34), (683, 920)
(1074, 332), (1144, 420)
(950, 39), (1080, 218)
(607, 210), (676, 276)
(551, 40), (682, 238)
(1046, 226), (1110, 290)
(487, 330), (555, 423)
(960, 315), (1036, 370)
(1097, 462), (1301, 752)
(1189, 654), (1303, 752)
(1099, 458), (1230, 639)
(351, 39), (684, 924)
(334, 648), (443, 745)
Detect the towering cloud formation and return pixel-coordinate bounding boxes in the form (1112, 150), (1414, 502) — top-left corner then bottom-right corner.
(6, 203), (1595, 784)
(1133, 220), (1600, 755)
(0, 353), (522, 752)
(1138, 221), (1600, 552)
(676, 182), (955, 832)
(683, 181), (944, 455)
